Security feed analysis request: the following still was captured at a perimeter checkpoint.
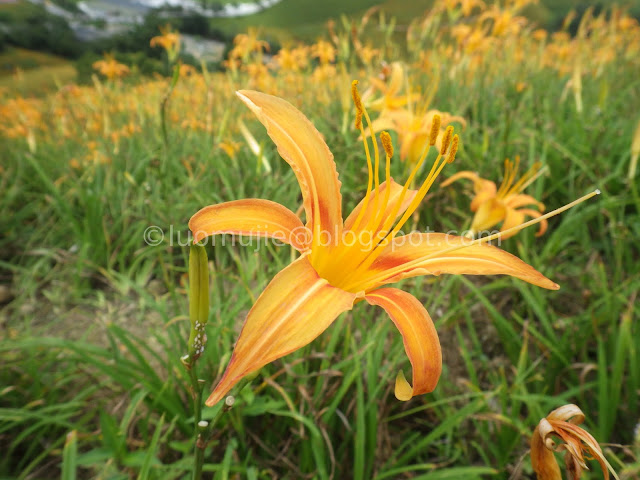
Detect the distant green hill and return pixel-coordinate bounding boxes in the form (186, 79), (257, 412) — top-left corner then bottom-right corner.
(208, 0), (640, 42)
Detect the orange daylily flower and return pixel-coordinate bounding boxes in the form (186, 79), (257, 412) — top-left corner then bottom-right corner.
(371, 106), (466, 164)
(92, 54), (130, 80)
(531, 404), (619, 480)
(368, 74), (466, 164)
(442, 157), (548, 239)
(364, 62), (421, 112)
(150, 24), (181, 62)
(190, 83), (561, 407)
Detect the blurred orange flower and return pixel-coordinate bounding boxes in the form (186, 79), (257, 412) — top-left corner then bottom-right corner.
(92, 54), (130, 80)
(442, 157), (547, 238)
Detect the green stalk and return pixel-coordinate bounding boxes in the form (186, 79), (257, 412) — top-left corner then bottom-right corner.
(185, 244), (210, 480)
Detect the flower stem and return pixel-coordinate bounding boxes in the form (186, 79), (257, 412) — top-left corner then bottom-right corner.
(188, 365), (205, 480)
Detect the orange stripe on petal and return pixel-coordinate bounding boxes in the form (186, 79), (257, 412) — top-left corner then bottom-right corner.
(366, 288), (442, 399)
(367, 232), (559, 290)
(189, 199), (310, 251)
(236, 90), (343, 236)
(205, 256), (356, 406)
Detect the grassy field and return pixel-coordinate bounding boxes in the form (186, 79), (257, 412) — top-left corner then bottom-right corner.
(208, 0), (640, 41)
(1, 0), (640, 479)
(0, 48), (76, 96)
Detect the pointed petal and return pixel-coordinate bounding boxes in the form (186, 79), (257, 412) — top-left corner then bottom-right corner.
(518, 208), (548, 237)
(440, 170), (480, 187)
(344, 178), (418, 236)
(366, 288), (442, 400)
(441, 172), (497, 210)
(236, 90), (343, 236)
(367, 232), (559, 290)
(189, 199), (310, 251)
(369, 116), (399, 136)
(505, 193), (545, 211)
(205, 256), (356, 406)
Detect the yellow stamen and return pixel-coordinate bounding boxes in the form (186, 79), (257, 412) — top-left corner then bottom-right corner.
(446, 134), (459, 163)
(440, 126), (454, 155)
(341, 148), (450, 290)
(349, 122), (375, 233)
(352, 80), (364, 130)
(496, 159), (511, 197)
(429, 115), (441, 146)
(516, 164), (548, 194)
(348, 81), (378, 234)
(381, 131), (394, 158)
(505, 161), (543, 197)
(497, 156), (521, 197)
(369, 132), (394, 239)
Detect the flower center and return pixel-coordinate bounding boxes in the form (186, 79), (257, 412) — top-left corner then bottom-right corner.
(312, 81), (459, 293)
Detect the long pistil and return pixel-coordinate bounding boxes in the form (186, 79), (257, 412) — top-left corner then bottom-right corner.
(354, 190), (600, 292)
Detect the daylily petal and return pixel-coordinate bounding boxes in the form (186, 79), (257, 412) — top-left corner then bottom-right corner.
(471, 198), (507, 232)
(531, 423), (563, 480)
(405, 133), (430, 163)
(236, 90), (343, 236)
(500, 207), (526, 238)
(371, 109), (411, 133)
(469, 182), (499, 211)
(189, 199), (311, 251)
(504, 193), (545, 211)
(546, 404), (584, 423)
(441, 171), (498, 207)
(367, 232), (559, 290)
(518, 208), (548, 237)
(370, 115), (401, 136)
(365, 288), (442, 400)
(344, 179), (418, 236)
(205, 255), (357, 406)
(440, 170), (479, 186)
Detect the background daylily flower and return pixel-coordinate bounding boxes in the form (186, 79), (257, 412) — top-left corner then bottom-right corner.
(363, 62), (420, 111)
(367, 72), (466, 164)
(150, 24), (181, 63)
(531, 404), (619, 480)
(190, 84), (560, 407)
(442, 156), (548, 238)
(92, 54), (130, 80)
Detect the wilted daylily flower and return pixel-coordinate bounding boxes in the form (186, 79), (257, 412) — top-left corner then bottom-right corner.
(531, 404), (619, 480)
(190, 82), (592, 407)
(442, 157), (548, 239)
